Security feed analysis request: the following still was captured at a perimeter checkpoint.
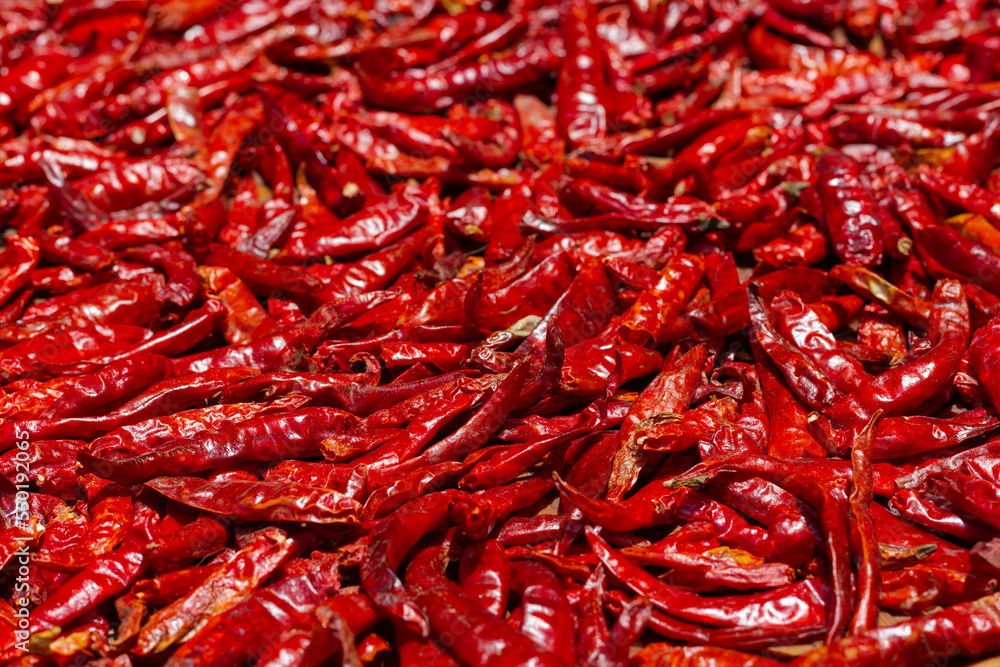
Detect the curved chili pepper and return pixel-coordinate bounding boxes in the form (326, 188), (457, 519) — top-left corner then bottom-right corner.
(704, 472), (820, 568)
(815, 151), (884, 268)
(452, 478), (553, 540)
(919, 223), (1000, 294)
(770, 289), (870, 393)
(133, 527), (302, 656)
(29, 504), (160, 634)
(162, 571), (341, 667)
(405, 541), (567, 667)
(889, 487), (995, 544)
(824, 280), (969, 427)
(587, 528), (829, 630)
(0, 274), (164, 343)
(361, 492), (454, 635)
(748, 284), (845, 411)
(367, 361), (529, 487)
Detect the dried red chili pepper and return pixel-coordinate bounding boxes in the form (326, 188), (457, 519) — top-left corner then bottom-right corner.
(164, 571), (341, 667)
(146, 477), (361, 525)
(405, 541), (567, 667)
(815, 151), (884, 268)
(80, 406), (357, 483)
(29, 504), (161, 634)
(459, 540), (510, 617)
(7, 4), (1000, 665)
(825, 279), (970, 427)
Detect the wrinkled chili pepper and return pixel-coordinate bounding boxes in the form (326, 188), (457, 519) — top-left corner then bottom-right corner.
(5, 3), (1000, 665)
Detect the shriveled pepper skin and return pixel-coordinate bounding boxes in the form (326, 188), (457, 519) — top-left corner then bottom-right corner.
(6, 2), (1000, 666)
(816, 151), (884, 268)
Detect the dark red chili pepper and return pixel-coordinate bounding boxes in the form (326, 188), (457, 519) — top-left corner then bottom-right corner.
(8, 4), (1000, 665)
(29, 504), (161, 634)
(824, 280), (969, 428)
(164, 571), (341, 667)
(146, 476), (360, 525)
(815, 150), (884, 268)
(78, 401), (355, 483)
(132, 527), (303, 656)
(405, 541), (567, 667)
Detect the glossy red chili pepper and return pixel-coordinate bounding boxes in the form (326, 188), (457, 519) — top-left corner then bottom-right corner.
(164, 571), (341, 667)
(748, 284), (845, 410)
(29, 504), (161, 634)
(147, 476), (360, 525)
(771, 289), (871, 393)
(750, 334), (827, 459)
(607, 345), (708, 500)
(587, 528), (828, 630)
(796, 592), (1000, 666)
(405, 541), (567, 667)
(277, 182), (434, 263)
(815, 150), (884, 268)
(847, 413), (882, 634)
(80, 405), (357, 484)
(133, 527), (304, 656)
(825, 280), (970, 427)
(916, 224), (1000, 295)
(7, 4), (1000, 666)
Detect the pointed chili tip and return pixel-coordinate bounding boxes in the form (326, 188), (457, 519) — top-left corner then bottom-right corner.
(863, 409), (884, 432)
(552, 472), (578, 504)
(403, 604), (431, 638)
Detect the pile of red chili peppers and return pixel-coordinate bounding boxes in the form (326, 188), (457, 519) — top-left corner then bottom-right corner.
(6, 0), (1000, 665)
